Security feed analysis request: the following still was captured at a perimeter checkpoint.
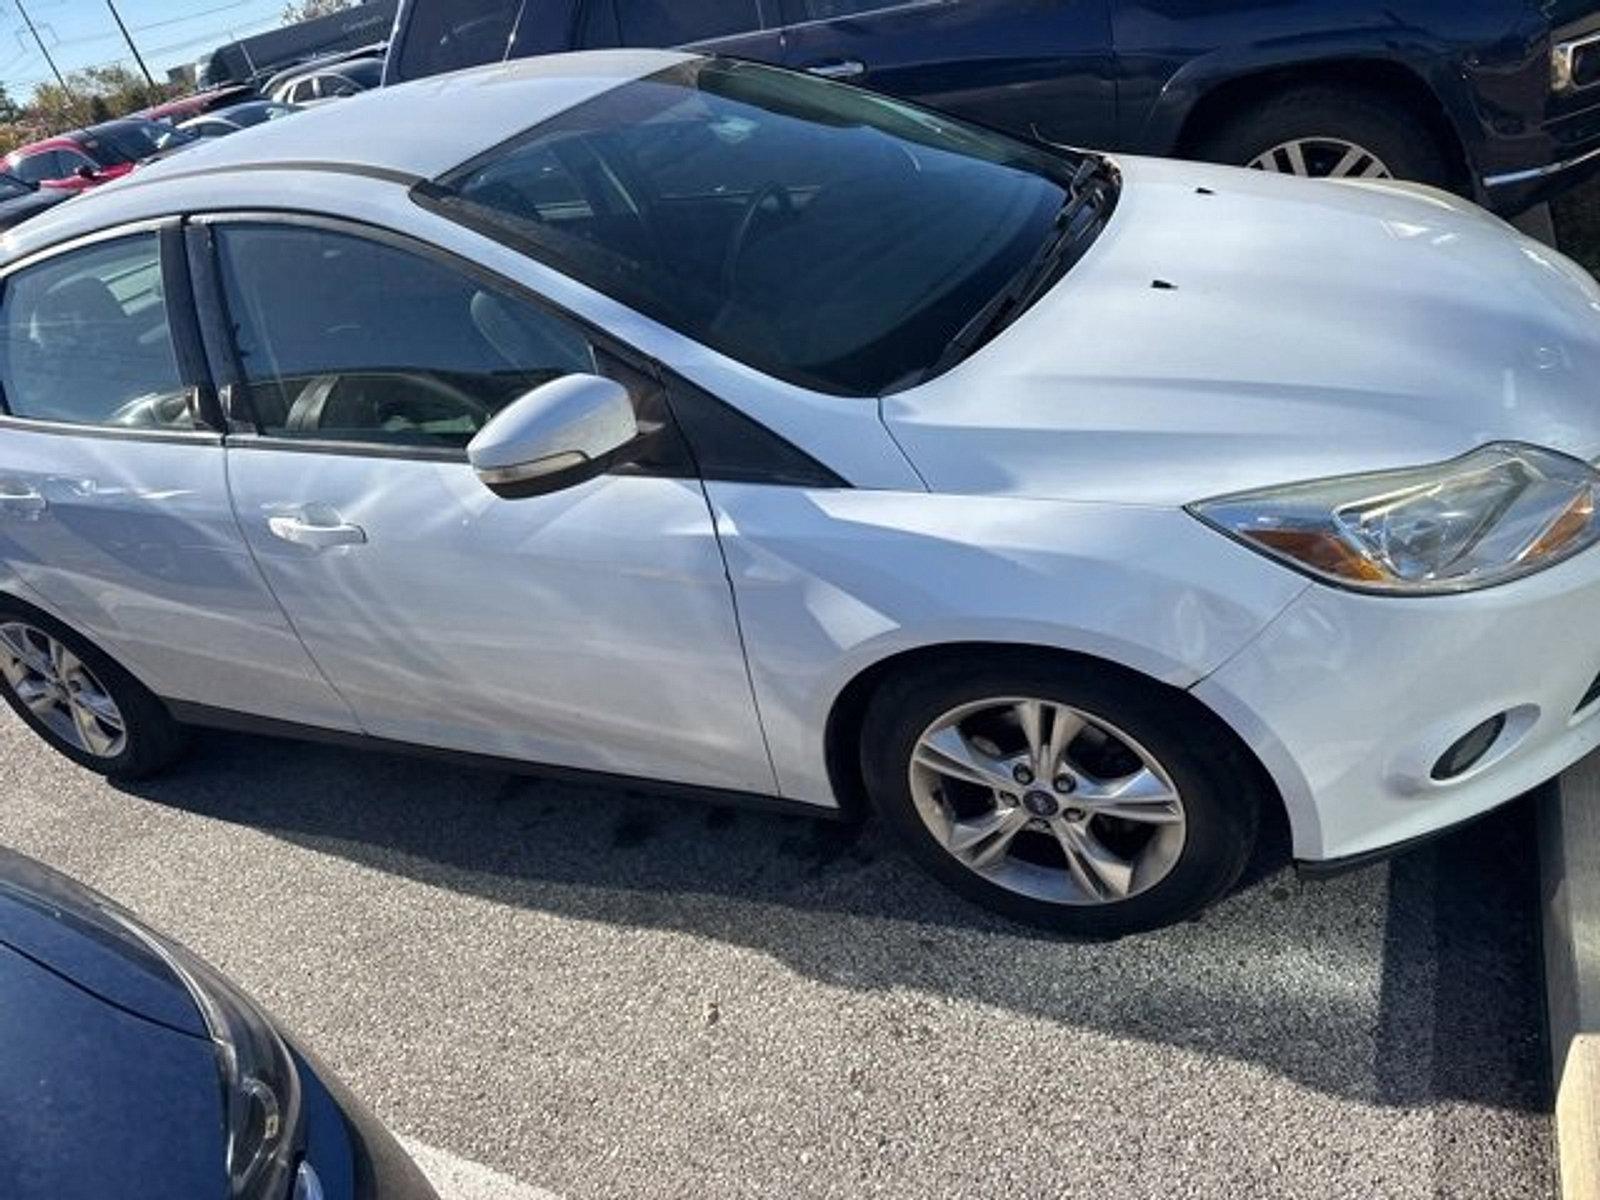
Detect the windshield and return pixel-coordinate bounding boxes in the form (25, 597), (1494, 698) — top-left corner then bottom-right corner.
(424, 58), (1112, 395)
(83, 121), (195, 166)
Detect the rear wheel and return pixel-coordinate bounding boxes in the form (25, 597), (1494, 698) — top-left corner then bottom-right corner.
(860, 656), (1260, 936)
(0, 602), (188, 779)
(1193, 85), (1452, 190)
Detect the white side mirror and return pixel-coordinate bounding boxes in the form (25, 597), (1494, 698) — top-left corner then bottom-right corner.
(467, 374), (639, 499)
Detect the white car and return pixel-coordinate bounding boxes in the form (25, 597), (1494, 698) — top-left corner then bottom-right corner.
(1, 51), (1597, 935)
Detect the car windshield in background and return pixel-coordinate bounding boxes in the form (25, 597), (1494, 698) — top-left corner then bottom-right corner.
(424, 58), (1109, 395)
(84, 121), (194, 166)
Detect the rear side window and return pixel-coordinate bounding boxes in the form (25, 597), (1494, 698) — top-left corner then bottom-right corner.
(0, 234), (191, 428)
(611, 0), (766, 45)
(393, 0), (524, 82)
(215, 225), (597, 448)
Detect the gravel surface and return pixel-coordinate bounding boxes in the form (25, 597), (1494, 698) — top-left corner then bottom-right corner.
(0, 714), (1554, 1199)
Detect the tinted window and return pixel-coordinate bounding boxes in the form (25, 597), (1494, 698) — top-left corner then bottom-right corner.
(393, 0), (522, 81)
(82, 121), (193, 166)
(1, 235), (191, 428)
(216, 225), (597, 447)
(613, 0), (765, 44)
(9, 152), (62, 185)
(431, 59), (1089, 395)
(0, 176), (32, 200)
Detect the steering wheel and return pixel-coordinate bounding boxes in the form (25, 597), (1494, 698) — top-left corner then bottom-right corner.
(722, 182), (796, 294)
(285, 372), (498, 433)
(107, 390), (194, 429)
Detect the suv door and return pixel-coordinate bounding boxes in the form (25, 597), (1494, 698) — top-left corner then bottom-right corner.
(777, 0), (1117, 147)
(0, 226), (360, 728)
(201, 217), (776, 794)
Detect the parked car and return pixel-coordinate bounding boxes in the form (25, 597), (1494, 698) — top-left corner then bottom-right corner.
(3, 52), (1600, 935)
(261, 43), (389, 101)
(0, 173), (68, 230)
(180, 101), (301, 139)
(6, 118), (198, 191)
(383, 0), (1600, 216)
(0, 846), (438, 1199)
(271, 57), (383, 107)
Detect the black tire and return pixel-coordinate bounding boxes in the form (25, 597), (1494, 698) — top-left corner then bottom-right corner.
(860, 654), (1261, 937)
(0, 599), (189, 780)
(1192, 84), (1453, 190)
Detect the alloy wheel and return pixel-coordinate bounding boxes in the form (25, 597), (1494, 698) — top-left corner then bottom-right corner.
(1247, 137), (1392, 180)
(908, 696), (1187, 905)
(0, 622), (127, 758)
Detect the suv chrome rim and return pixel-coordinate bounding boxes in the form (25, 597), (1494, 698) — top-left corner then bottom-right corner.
(0, 622), (126, 758)
(909, 697), (1186, 905)
(1247, 137), (1392, 179)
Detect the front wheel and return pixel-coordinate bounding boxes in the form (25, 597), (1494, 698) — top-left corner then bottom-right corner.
(860, 657), (1260, 936)
(0, 604), (189, 780)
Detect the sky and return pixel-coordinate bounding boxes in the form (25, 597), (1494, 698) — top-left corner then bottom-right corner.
(0, 0), (297, 94)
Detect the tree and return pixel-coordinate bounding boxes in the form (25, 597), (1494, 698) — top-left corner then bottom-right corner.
(282, 0), (358, 22)
(24, 63), (179, 140)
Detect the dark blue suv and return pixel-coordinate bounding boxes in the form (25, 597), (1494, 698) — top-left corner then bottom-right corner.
(382, 0), (1600, 215)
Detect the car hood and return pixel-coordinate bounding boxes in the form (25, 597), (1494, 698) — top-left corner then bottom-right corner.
(882, 155), (1600, 507)
(0, 942), (226, 1200)
(0, 847), (207, 1036)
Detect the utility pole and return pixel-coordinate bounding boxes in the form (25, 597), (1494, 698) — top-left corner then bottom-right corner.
(14, 0), (68, 93)
(104, 0), (154, 88)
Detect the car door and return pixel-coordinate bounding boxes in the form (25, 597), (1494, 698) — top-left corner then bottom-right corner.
(201, 215), (777, 794)
(573, 0), (787, 63)
(777, 0), (1118, 148)
(0, 224), (361, 728)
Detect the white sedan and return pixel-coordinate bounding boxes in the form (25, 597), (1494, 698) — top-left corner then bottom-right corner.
(0, 51), (1597, 935)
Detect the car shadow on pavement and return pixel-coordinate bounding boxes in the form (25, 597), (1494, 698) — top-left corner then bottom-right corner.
(115, 731), (1548, 1115)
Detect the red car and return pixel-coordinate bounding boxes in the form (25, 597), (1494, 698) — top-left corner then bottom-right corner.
(6, 117), (198, 191)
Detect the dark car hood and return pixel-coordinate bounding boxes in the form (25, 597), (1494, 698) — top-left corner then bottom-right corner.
(0, 941), (226, 1200)
(0, 848), (206, 1035)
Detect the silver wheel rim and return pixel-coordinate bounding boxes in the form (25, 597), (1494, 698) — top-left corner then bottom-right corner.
(909, 697), (1186, 906)
(1247, 137), (1392, 179)
(0, 622), (126, 758)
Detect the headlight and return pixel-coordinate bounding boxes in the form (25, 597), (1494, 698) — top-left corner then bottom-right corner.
(1188, 442), (1600, 594)
(107, 912), (302, 1200)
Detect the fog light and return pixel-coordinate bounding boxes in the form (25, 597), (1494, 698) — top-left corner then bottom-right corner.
(1430, 714), (1506, 781)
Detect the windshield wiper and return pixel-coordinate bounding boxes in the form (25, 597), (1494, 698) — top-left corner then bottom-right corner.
(891, 158), (1116, 391)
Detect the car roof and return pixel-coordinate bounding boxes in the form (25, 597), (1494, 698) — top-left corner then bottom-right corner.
(150, 49), (687, 183)
(7, 134), (81, 157)
(0, 50), (694, 261)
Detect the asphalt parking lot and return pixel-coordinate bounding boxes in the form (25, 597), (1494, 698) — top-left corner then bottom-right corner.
(0, 710), (1553, 1199)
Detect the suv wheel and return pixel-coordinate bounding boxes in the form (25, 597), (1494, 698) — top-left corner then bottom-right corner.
(1194, 85), (1452, 189)
(860, 656), (1261, 937)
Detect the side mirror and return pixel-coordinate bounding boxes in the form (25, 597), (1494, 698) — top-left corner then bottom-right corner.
(74, 166), (96, 181)
(468, 374), (639, 499)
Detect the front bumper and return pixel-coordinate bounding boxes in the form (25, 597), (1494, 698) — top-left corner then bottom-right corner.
(1192, 544), (1600, 864)
(294, 1044), (440, 1200)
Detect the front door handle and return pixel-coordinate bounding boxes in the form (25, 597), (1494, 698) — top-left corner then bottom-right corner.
(267, 513), (367, 549)
(805, 59), (866, 79)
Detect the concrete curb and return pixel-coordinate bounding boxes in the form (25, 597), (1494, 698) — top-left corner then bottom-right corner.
(1544, 764), (1600, 1200)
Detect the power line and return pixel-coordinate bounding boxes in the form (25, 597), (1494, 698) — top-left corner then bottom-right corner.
(103, 1), (153, 86)
(12, 0), (65, 92)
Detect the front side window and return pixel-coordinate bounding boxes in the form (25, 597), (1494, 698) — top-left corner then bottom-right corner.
(215, 225), (597, 447)
(0, 234), (191, 428)
(428, 58), (1103, 395)
(0, 176), (32, 200)
(794, 0), (908, 17)
(611, 0), (766, 45)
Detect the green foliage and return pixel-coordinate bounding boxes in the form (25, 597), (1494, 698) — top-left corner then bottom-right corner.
(0, 64), (182, 157)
